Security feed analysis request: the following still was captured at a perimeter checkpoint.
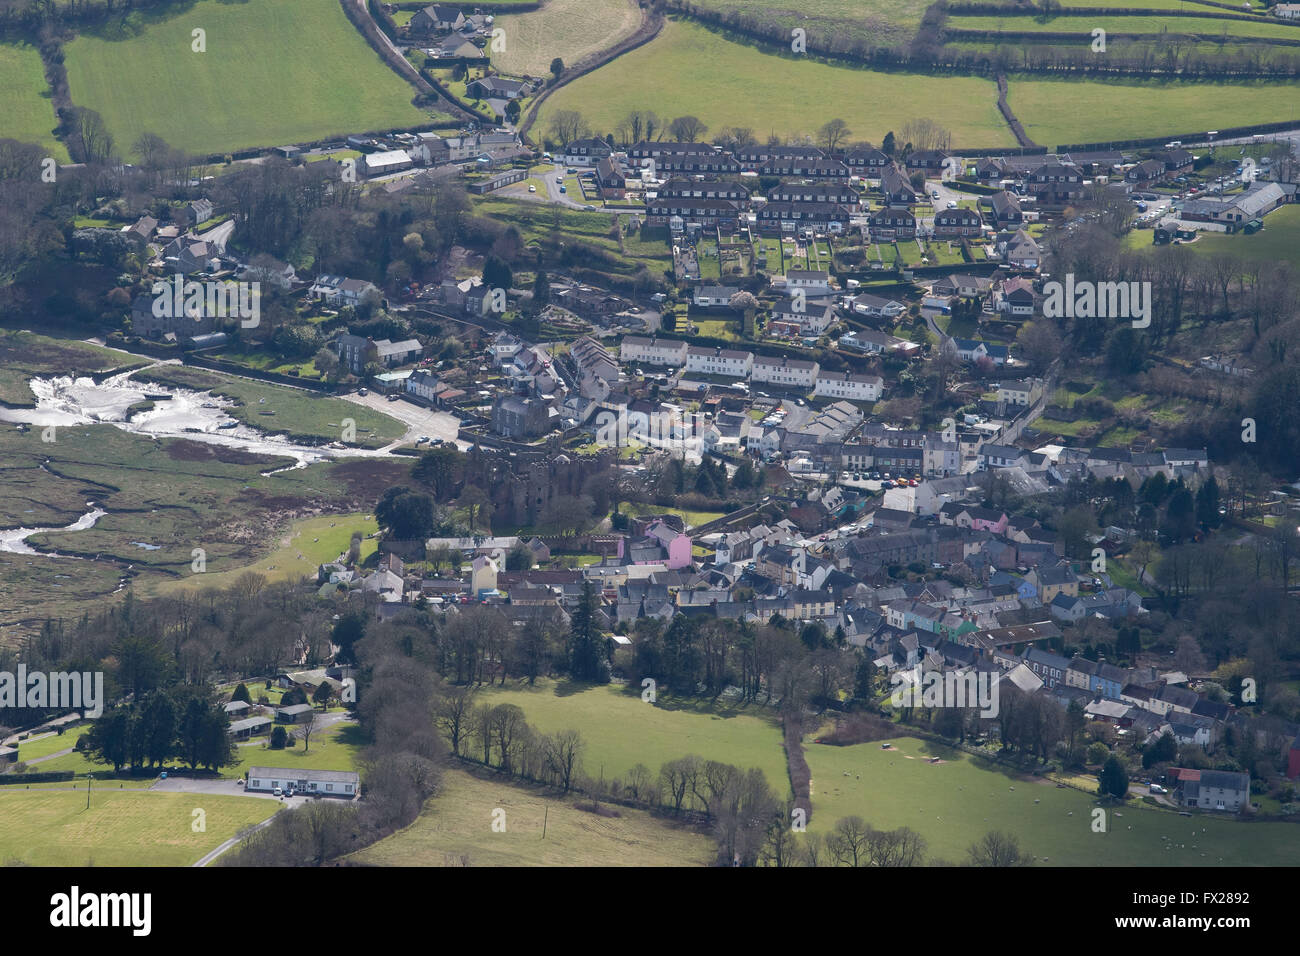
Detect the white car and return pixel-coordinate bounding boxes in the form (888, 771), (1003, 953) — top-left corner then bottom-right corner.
(947, 200), (957, 209)
(528, 184), (536, 193)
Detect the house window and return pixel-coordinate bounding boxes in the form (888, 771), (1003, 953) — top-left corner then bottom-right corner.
(327, 784), (334, 791)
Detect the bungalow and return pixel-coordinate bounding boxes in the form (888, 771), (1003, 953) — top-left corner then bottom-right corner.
(247, 766), (360, 798)
(845, 295), (905, 320)
(835, 330), (885, 358)
(275, 703), (316, 724)
(946, 337), (1009, 365)
(409, 4), (466, 33)
(1125, 158), (1168, 187)
(359, 150), (414, 178)
(466, 76), (527, 100)
(693, 285), (741, 309)
(228, 716), (272, 740)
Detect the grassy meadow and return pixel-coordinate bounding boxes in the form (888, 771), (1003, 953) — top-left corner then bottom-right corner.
(477, 678), (790, 792)
(492, 0), (642, 76)
(63, 0), (433, 157)
(803, 735), (1300, 866)
(351, 766), (715, 866)
(0, 788), (277, 866)
(538, 18), (1013, 147)
(1008, 76), (1300, 146)
(0, 43), (67, 161)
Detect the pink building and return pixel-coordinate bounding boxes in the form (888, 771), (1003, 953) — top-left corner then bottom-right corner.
(616, 519), (693, 570)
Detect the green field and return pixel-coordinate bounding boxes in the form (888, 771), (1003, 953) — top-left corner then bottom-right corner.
(689, 0), (930, 48)
(130, 365), (407, 448)
(146, 512), (378, 597)
(493, 0), (642, 76)
(952, 13), (1300, 39)
(804, 736), (1300, 865)
(226, 720), (363, 777)
(0, 43), (67, 161)
(0, 331), (147, 407)
(0, 423), (406, 638)
(1123, 204), (1300, 269)
(351, 766), (714, 866)
(0, 789), (277, 865)
(63, 0), (432, 158)
(14, 727), (90, 763)
(1007, 76), (1300, 146)
(960, 0), (1247, 9)
(538, 18), (1014, 147)
(477, 679), (790, 792)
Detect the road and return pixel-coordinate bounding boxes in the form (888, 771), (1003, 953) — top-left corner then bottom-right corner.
(196, 219), (234, 252)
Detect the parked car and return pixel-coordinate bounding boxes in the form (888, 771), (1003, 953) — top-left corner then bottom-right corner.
(528, 184), (536, 193)
(386, 393), (400, 401)
(273, 786), (283, 796)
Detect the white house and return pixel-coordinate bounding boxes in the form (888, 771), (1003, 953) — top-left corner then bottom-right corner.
(620, 336), (688, 367)
(405, 368), (443, 401)
(780, 269), (832, 297)
(247, 766), (359, 797)
(751, 355), (820, 389)
(997, 378), (1043, 407)
(685, 346), (753, 378)
(310, 275), (379, 308)
(813, 370), (883, 402)
(693, 285), (741, 308)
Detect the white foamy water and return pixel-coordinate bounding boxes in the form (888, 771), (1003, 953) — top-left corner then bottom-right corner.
(0, 368), (397, 470)
(0, 505), (107, 555)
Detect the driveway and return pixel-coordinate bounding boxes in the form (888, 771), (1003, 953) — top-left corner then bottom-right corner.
(338, 390), (467, 450)
(543, 167), (584, 208)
